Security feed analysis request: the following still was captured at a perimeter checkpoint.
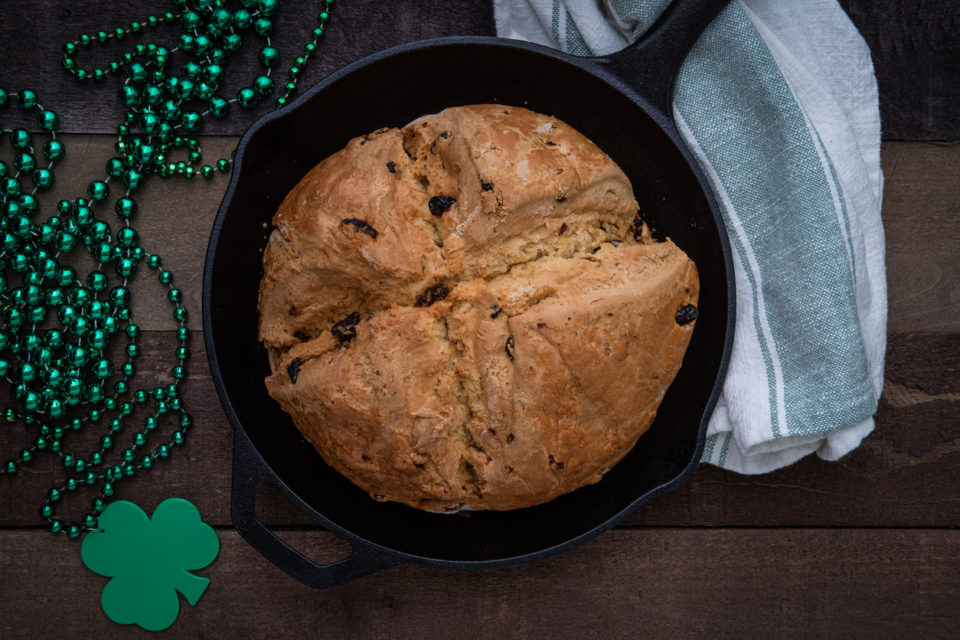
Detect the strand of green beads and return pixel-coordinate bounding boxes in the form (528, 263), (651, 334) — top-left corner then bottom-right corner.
(1, 0), (334, 539)
(62, 12), (178, 83)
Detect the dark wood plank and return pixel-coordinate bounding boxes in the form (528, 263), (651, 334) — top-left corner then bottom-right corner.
(1, 528), (957, 639)
(0, 2), (955, 140)
(0, 0), (495, 135)
(8, 136), (957, 334)
(0, 138), (958, 527)
(1, 332), (957, 528)
(839, 0), (960, 140)
(883, 141), (960, 333)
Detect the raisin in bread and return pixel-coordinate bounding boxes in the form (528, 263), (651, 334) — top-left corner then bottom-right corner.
(258, 104), (699, 512)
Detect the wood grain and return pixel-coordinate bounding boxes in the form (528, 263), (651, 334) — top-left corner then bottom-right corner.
(2, 137), (956, 333)
(0, 2), (955, 140)
(1, 528), (957, 639)
(0, 139), (957, 529)
(839, 0), (960, 140)
(1, 331), (956, 528)
(883, 142), (960, 333)
(0, 0), (496, 135)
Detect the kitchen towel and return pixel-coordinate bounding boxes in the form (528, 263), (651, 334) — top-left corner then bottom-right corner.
(493, 0), (887, 473)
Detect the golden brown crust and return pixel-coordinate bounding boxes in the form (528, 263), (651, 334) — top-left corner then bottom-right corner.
(259, 105), (699, 512)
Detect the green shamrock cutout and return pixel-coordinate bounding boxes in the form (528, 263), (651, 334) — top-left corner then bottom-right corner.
(81, 498), (220, 631)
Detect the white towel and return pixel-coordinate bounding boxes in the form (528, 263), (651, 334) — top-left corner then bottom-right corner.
(494, 0), (887, 473)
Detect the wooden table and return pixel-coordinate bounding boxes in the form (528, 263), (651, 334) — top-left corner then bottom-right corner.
(1, 2), (957, 637)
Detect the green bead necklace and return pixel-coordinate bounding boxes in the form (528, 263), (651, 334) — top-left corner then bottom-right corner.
(0, 0), (334, 540)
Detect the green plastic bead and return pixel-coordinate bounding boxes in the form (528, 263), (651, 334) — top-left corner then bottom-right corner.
(87, 180), (109, 201)
(94, 242), (113, 263)
(172, 431), (185, 445)
(115, 197), (137, 218)
(140, 112), (160, 134)
(121, 169), (142, 190)
(118, 84), (138, 106)
(181, 111), (202, 132)
(17, 89), (39, 109)
(50, 520), (63, 534)
(288, 66), (302, 80)
(204, 64), (224, 84)
(37, 110), (60, 131)
(236, 87), (257, 108)
(144, 85), (163, 104)
(177, 327), (190, 342)
(275, 97), (287, 108)
(254, 75), (273, 96)
(222, 33), (243, 52)
(260, 0), (279, 16)
(32, 169), (54, 190)
(174, 307), (188, 322)
(181, 10), (201, 29)
(253, 17), (273, 35)
(128, 62), (147, 83)
(216, 158), (230, 172)
(103, 316), (119, 334)
(15, 152), (36, 173)
(68, 525), (81, 539)
(116, 257), (137, 277)
(10, 129), (30, 149)
(87, 272), (108, 292)
(207, 96), (229, 119)
(105, 157), (124, 177)
(259, 45), (278, 66)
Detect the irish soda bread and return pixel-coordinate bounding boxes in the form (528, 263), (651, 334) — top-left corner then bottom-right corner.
(258, 104), (699, 512)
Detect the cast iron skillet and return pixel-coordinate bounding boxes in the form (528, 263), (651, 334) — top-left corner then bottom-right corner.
(204, 0), (734, 588)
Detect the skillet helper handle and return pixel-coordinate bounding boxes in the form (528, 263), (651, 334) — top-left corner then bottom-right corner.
(231, 429), (404, 588)
(601, 0), (731, 117)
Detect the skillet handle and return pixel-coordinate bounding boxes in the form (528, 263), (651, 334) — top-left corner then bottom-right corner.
(231, 429), (404, 588)
(599, 0), (731, 117)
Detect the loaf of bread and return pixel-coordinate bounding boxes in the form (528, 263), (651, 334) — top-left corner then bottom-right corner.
(258, 104), (699, 512)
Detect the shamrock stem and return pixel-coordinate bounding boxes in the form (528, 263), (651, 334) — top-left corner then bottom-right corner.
(174, 571), (211, 606)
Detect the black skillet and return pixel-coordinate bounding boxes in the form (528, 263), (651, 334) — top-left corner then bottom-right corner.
(203, 0), (735, 588)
